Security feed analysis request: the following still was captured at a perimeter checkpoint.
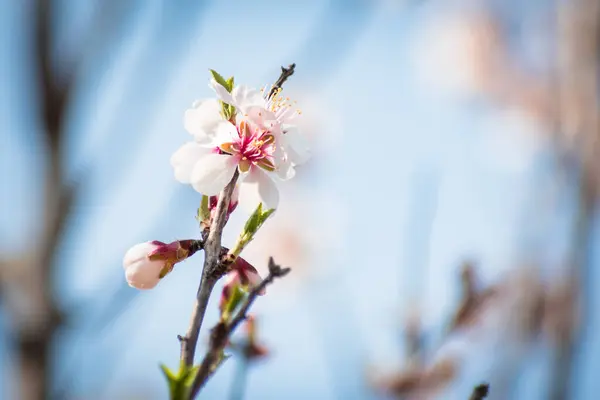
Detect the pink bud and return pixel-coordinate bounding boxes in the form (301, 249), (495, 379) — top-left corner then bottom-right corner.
(219, 257), (265, 312)
(233, 257), (265, 295)
(123, 240), (200, 290)
(209, 186), (240, 222)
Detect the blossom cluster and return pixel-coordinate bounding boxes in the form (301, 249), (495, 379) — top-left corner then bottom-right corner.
(170, 73), (310, 210)
(122, 70), (309, 309)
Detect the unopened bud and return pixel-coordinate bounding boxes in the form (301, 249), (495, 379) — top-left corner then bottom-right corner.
(123, 240), (201, 290)
(209, 185), (240, 222)
(242, 315), (269, 361)
(219, 257), (265, 314)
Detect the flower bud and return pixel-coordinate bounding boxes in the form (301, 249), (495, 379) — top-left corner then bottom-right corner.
(219, 256), (265, 312)
(209, 185), (239, 222)
(123, 240), (201, 290)
(242, 315), (269, 361)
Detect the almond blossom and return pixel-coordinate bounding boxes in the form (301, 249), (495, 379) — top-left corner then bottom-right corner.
(171, 118), (283, 209)
(171, 77), (310, 210)
(210, 80), (311, 168)
(122, 240), (200, 289)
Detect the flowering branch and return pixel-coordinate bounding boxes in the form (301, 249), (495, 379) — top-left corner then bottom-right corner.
(177, 62), (297, 369)
(125, 62), (302, 398)
(469, 383), (490, 400)
(187, 257), (290, 398)
(180, 170), (239, 366)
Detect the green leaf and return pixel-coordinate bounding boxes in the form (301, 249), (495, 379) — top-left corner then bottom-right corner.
(257, 208), (275, 228)
(223, 103), (236, 121)
(198, 195), (210, 222)
(160, 363), (177, 382)
(243, 202), (264, 236)
(160, 364), (182, 399)
(222, 284), (246, 320)
(183, 365), (200, 387)
(226, 76), (234, 91)
(209, 69), (230, 91)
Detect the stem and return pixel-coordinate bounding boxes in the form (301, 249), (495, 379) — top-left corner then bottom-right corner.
(179, 275), (218, 366)
(269, 64), (295, 98)
(188, 258), (290, 398)
(180, 170), (239, 366)
(229, 357), (249, 400)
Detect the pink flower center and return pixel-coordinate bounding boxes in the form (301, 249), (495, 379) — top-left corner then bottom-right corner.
(220, 120), (276, 172)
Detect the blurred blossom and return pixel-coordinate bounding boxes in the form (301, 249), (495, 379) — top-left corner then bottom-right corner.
(542, 274), (580, 346)
(411, 11), (502, 99)
(474, 108), (547, 174)
(282, 90), (344, 156)
(240, 315), (269, 362)
(241, 186), (345, 281)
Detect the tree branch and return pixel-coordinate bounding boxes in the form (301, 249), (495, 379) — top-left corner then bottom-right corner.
(180, 170), (239, 366)
(188, 258), (290, 398)
(269, 64), (296, 98)
(469, 383), (490, 400)
(178, 63), (296, 369)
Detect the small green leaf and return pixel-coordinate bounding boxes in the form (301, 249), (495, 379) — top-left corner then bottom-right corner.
(223, 103), (236, 121)
(226, 76), (235, 91)
(257, 208), (275, 227)
(199, 195), (210, 222)
(209, 69), (230, 91)
(160, 363), (177, 382)
(243, 203), (264, 236)
(222, 284), (246, 320)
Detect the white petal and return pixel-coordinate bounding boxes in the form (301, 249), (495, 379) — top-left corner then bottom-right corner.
(231, 85), (264, 112)
(282, 125), (311, 165)
(190, 153), (238, 196)
(245, 106), (279, 132)
(124, 259), (165, 289)
(214, 121), (239, 145)
(123, 242), (160, 268)
(123, 242), (164, 290)
(184, 99), (223, 144)
(276, 156), (296, 180)
(273, 145), (296, 180)
(239, 168), (280, 210)
(209, 79), (234, 104)
(170, 142), (212, 184)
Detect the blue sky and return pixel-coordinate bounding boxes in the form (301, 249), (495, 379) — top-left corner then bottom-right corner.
(1, 0), (598, 399)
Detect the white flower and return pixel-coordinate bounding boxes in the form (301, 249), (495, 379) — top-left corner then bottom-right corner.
(172, 77), (311, 210)
(172, 119), (283, 209)
(183, 99), (229, 145)
(210, 80), (311, 167)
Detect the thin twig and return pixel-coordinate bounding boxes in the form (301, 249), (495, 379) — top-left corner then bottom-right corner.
(469, 383), (490, 400)
(180, 170), (239, 366)
(188, 258), (291, 398)
(269, 64), (296, 98)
